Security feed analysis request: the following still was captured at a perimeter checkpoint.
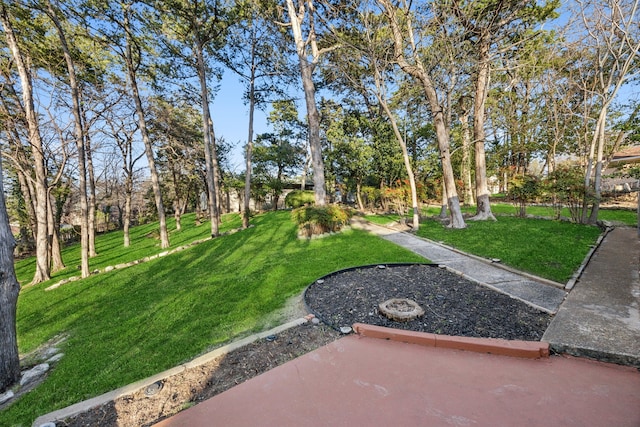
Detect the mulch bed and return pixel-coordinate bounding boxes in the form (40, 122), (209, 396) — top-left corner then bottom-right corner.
(304, 263), (552, 341)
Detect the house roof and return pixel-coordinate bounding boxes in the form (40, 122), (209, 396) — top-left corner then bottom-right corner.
(611, 145), (640, 164)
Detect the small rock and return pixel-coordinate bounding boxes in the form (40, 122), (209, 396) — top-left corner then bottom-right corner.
(20, 363), (49, 386)
(46, 353), (64, 364)
(0, 390), (14, 405)
(339, 326), (352, 334)
(377, 265), (386, 269)
(491, 258), (501, 263)
(316, 279), (324, 284)
(42, 347), (60, 358)
(104, 265), (115, 272)
(311, 317), (321, 325)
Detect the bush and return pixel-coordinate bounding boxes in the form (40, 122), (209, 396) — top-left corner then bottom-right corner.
(507, 175), (540, 217)
(291, 205), (353, 237)
(285, 190), (316, 208)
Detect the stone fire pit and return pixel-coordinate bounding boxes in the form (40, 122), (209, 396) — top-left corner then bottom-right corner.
(378, 298), (425, 322)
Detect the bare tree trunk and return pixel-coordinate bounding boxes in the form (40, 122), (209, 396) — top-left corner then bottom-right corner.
(356, 181), (364, 211)
(379, 0), (465, 228)
(195, 39), (220, 237)
(46, 0), (90, 277)
(285, 0), (326, 206)
(1, 4), (51, 283)
(85, 133), (98, 257)
(47, 193), (65, 272)
(243, 75), (255, 229)
(589, 108), (608, 224)
(0, 154), (20, 393)
(123, 5), (169, 249)
(459, 104), (475, 206)
(470, 38), (495, 221)
(124, 175), (133, 247)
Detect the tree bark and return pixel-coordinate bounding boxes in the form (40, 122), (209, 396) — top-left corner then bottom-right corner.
(0, 153), (21, 393)
(46, 0), (91, 277)
(285, 0), (326, 206)
(459, 99), (475, 206)
(243, 73), (255, 229)
(123, 4), (169, 248)
(195, 38), (220, 237)
(470, 37), (495, 221)
(1, 4), (51, 283)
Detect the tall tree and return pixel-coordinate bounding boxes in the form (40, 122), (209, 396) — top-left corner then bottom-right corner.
(0, 150), (20, 393)
(120, 0), (170, 247)
(1, 2), (52, 283)
(153, 0), (228, 237)
(378, 0), (466, 228)
(220, 0), (291, 228)
(284, 0), (331, 206)
(449, 0), (558, 221)
(575, 0), (640, 223)
(43, 0), (91, 277)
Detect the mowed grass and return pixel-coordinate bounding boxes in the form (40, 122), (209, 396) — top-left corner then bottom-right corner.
(2, 210), (424, 426)
(14, 212), (243, 285)
(418, 216), (601, 283)
(366, 203), (607, 283)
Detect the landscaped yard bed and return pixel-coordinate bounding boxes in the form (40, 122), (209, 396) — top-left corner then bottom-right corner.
(305, 263), (552, 341)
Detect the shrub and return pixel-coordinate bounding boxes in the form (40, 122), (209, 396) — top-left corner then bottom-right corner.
(544, 166), (593, 222)
(507, 175), (540, 217)
(291, 205), (354, 237)
(285, 190), (316, 208)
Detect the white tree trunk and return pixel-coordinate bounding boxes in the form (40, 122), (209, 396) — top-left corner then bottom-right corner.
(285, 0), (326, 206)
(1, 4), (51, 283)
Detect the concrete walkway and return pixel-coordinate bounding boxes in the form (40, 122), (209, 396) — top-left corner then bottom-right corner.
(543, 227), (640, 367)
(351, 218), (568, 314)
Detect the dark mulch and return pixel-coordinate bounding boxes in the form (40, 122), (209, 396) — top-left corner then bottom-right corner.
(304, 263), (552, 341)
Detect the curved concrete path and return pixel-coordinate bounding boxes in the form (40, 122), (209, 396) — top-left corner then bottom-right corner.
(350, 218), (568, 314)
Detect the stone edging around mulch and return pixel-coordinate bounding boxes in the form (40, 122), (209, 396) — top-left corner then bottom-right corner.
(352, 323), (550, 359)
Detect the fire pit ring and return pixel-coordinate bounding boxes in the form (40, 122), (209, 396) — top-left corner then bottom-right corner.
(378, 298), (425, 322)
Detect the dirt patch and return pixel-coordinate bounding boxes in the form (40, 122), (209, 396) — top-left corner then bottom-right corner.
(55, 263), (551, 426)
(58, 323), (340, 427)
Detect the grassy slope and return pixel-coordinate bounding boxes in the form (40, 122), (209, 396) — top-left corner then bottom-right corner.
(2, 211), (424, 426)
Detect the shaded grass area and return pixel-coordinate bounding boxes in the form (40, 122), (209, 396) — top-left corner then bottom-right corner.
(14, 213), (243, 285)
(417, 216), (602, 283)
(2, 211), (424, 426)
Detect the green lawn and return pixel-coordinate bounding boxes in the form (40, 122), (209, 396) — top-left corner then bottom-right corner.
(14, 213), (243, 286)
(381, 202), (636, 226)
(417, 216), (602, 283)
(366, 203), (606, 283)
(2, 211), (424, 426)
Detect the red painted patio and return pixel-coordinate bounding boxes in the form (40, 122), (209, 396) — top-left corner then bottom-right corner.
(155, 326), (640, 427)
